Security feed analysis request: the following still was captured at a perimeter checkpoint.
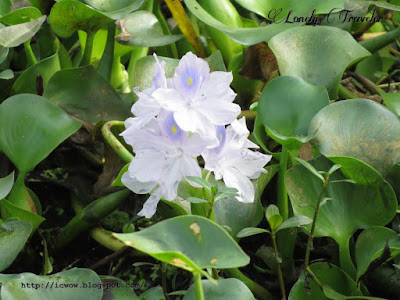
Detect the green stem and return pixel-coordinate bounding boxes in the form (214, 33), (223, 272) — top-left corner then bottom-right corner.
(223, 268), (277, 300)
(53, 190), (131, 250)
(161, 262), (169, 300)
(193, 272), (205, 300)
(80, 30), (96, 66)
(154, 0), (178, 58)
(338, 238), (357, 279)
(277, 146), (289, 220)
(238, 110), (257, 120)
(272, 231), (286, 300)
(304, 180), (328, 269)
(101, 121), (134, 164)
(97, 22), (116, 82)
(8, 171), (36, 213)
(338, 83), (359, 99)
(360, 25), (400, 53)
(24, 39), (37, 67)
(211, 268), (219, 279)
(127, 47), (149, 89)
(306, 266), (324, 290)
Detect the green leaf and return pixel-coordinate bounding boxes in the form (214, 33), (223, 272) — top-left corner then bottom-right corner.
(0, 268), (102, 299)
(82, 0), (145, 19)
(0, 7), (42, 25)
(235, 0), (345, 19)
(11, 52), (61, 95)
(268, 26), (370, 99)
(288, 262), (360, 299)
(265, 204), (280, 221)
(328, 164), (342, 175)
(276, 215), (313, 233)
(186, 176), (211, 191)
(355, 226), (400, 280)
(268, 214), (283, 231)
(0, 199), (45, 232)
(309, 99), (400, 176)
(0, 171), (14, 200)
(43, 65), (132, 124)
(0, 94), (81, 173)
(139, 286), (165, 300)
(0, 220), (32, 272)
(49, 0), (112, 37)
(382, 91), (400, 117)
(184, 0), (300, 46)
(112, 164), (129, 187)
(0, 0), (11, 17)
(295, 158), (325, 182)
(0, 15), (46, 47)
(186, 197), (209, 204)
(0, 69), (13, 80)
(236, 227), (270, 238)
(100, 277), (139, 300)
(113, 215), (250, 276)
(285, 156), (397, 277)
(184, 278), (255, 300)
(115, 11), (183, 47)
(322, 285), (387, 300)
(258, 76), (330, 155)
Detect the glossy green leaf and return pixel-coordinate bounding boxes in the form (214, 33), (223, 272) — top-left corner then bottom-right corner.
(43, 65), (131, 124)
(322, 286), (387, 300)
(0, 171), (14, 200)
(0, 94), (81, 173)
(115, 11), (183, 47)
(355, 226), (400, 280)
(276, 215), (312, 233)
(0, 268), (102, 299)
(236, 227), (271, 238)
(100, 277), (139, 300)
(235, 0), (345, 19)
(0, 0), (11, 17)
(11, 53), (61, 95)
(288, 262), (360, 299)
(285, 156), (397, 276)
(0, 220), (32, 272)
(184, 0), (300, 46)
(0, 15), (46, 47)
(139, 286), (165, 300)
(295, 158), (325, 182)
(184, 278), (255, 300)
(49, 0), (112, 37)
(265, 204), (280, 221)
(0, 199), (45, 232)
(113, 215), (249, 276)
(82, 0), (145, 19)
(258, 76), (329, 156)
(0, 7), (42, 25)
(186, 197), (209, 204)
(112, 164), (129, 187)
(0, 69), (13, 80)
(268, 26), (370, 99)
(382, 91), (400, 117)
(309, 99), (400, 176)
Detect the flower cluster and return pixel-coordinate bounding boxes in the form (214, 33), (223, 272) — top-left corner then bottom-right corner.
(121, 52), (272, 218)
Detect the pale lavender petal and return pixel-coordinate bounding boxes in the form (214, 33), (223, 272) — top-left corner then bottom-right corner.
(173, 52), (210, 99)
(138, 188), (163, 218)
(130, 150), (170, 182)
(152, 88), (187, 112)
(152, 54), (167, 89)
(222, 168), (255, 203)
(131, 91), (161, 117)
(121, 172), (157, 194)
(195, 98), (240, 125)
(201, 71), (236, 102)
(224, 149), (271, 178)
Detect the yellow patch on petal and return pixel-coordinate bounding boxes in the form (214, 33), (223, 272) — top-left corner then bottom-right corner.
(219, 133), (223, 142)
(171, 125), (177, 134)
(187, 77), (193, 86)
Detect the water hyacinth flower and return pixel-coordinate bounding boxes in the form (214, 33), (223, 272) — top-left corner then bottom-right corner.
(121, 112), (209, 218)
(202, 118), (272, 203)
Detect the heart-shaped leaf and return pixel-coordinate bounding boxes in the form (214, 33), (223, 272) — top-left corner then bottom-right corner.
(236, 227), (271, 238)
(268, 26), (370, 99)
(0, 171), (14, 200)
(113, 215), (249, 277)
(285, 156), (397, 276)
(289, 262), (360, 299)
(0, 268), (102, 300)
(355, 226), (400, 281)
(0, 15), (46, 47)
(0, 199), (45, 231)
(43, 65), (131, 124)
(115, 11), (183, 47)
(184, 278), (255, 300)
(0, 220), (32, 272)
(0, 0), (11, 17)
(258, 76), (330, 155)
(184, 0), (300, 46)
(308, 99), (400, 176)
(0, 94), (81, 173)
(82, 0), (145, 19)
(0, 69), (13, 80)
(11, 52), (61, 95)
(382, 91), (400, 117)
(49, 0), (112, 37)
